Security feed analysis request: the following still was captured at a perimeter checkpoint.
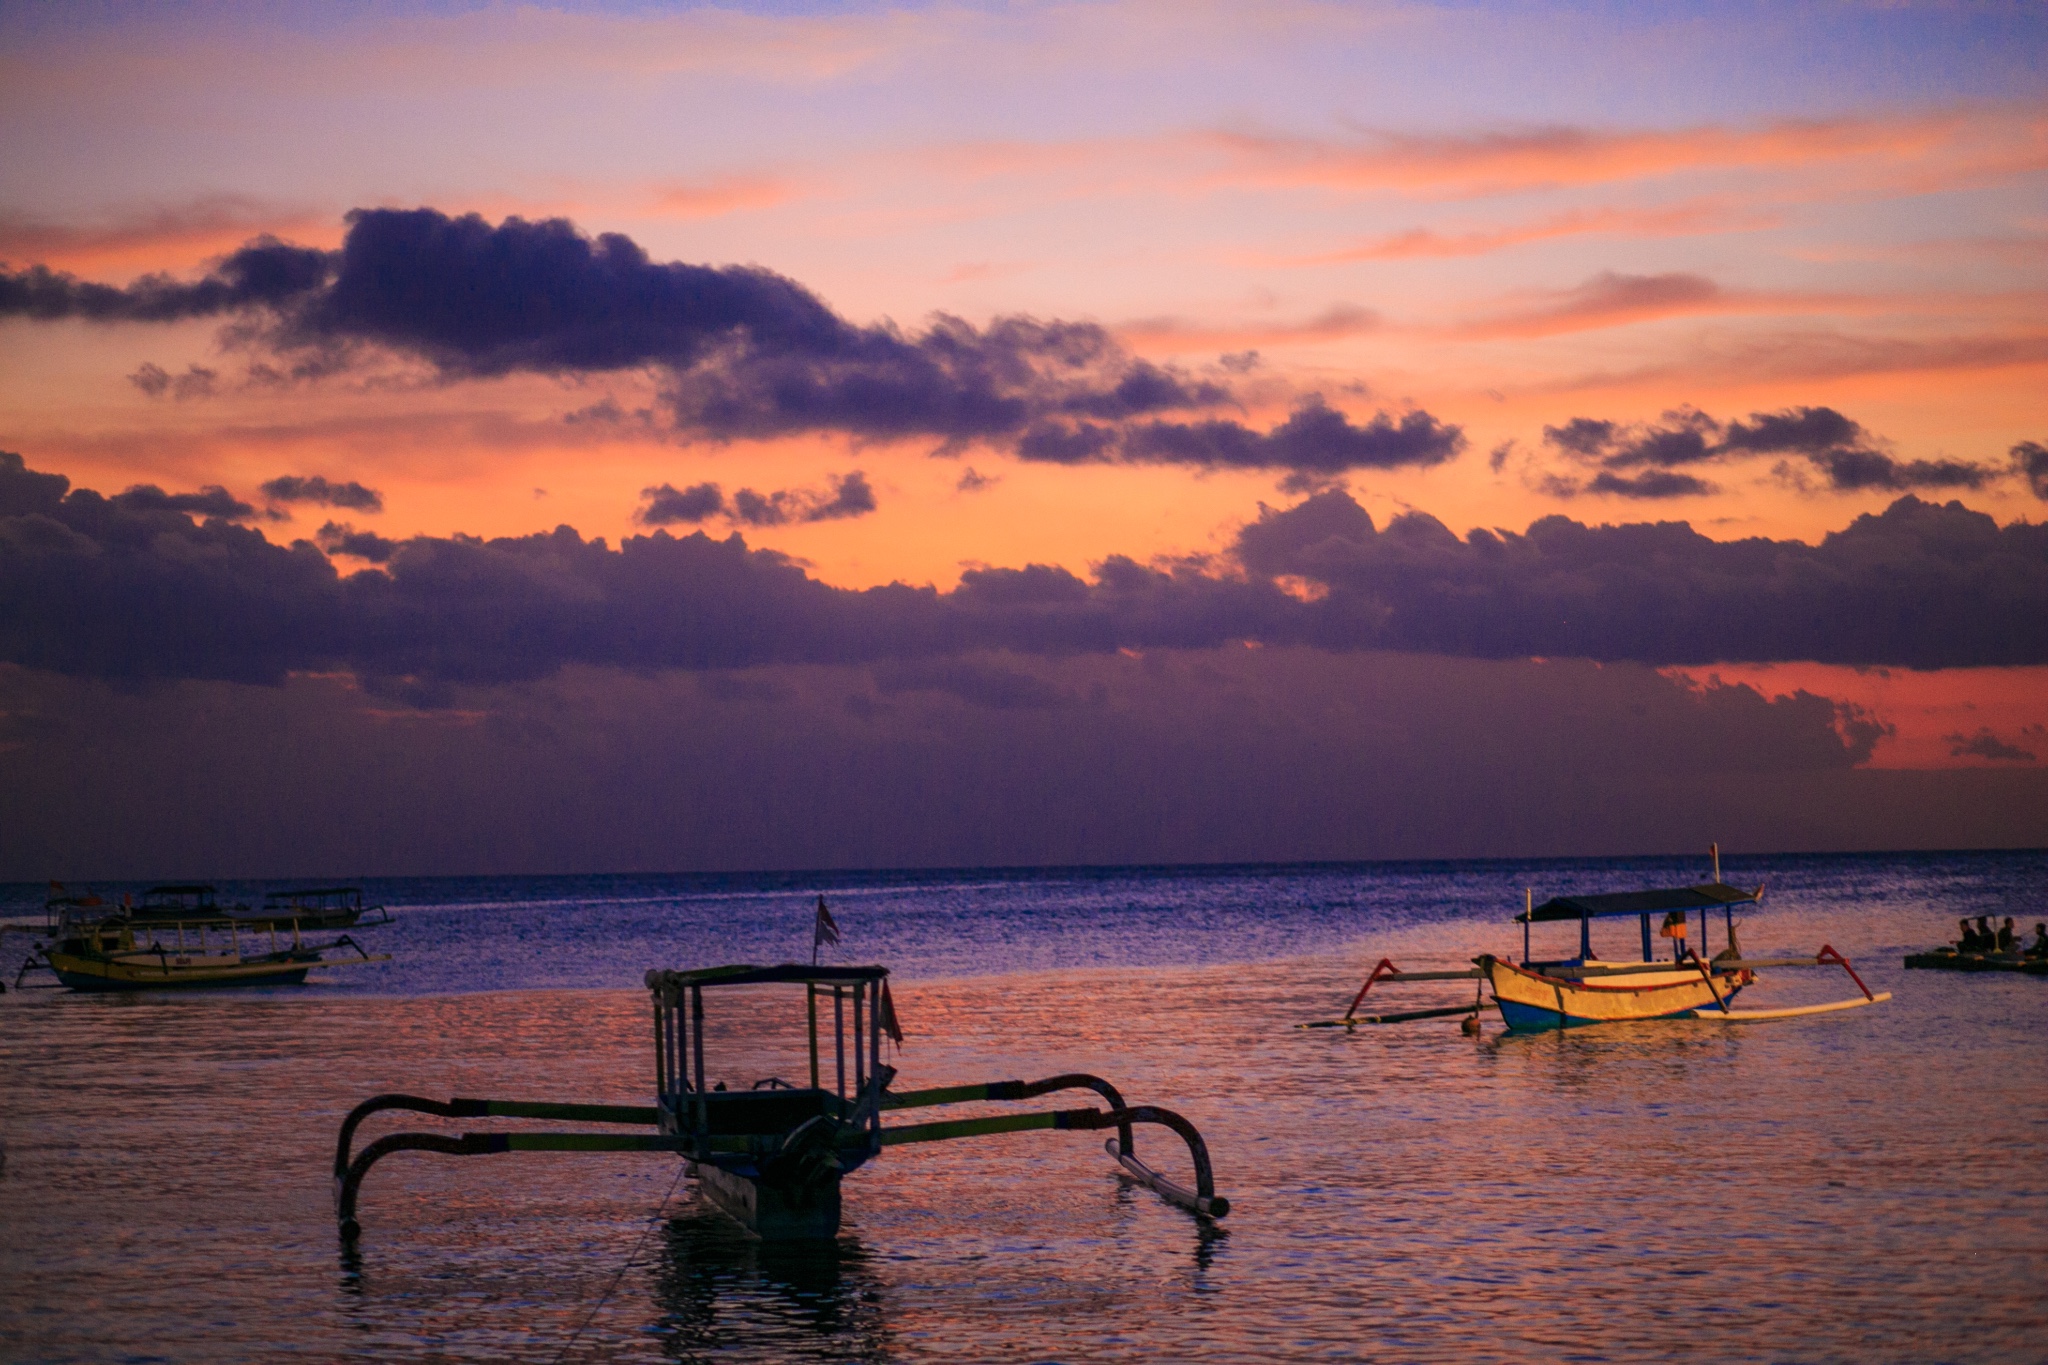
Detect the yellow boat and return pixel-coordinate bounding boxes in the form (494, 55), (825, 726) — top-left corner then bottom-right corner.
(1303, 847), (1886, 1032)
(32, 915), (388, 991)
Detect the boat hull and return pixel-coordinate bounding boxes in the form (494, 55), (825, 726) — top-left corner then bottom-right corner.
(1484, 955), (1746, 1032)
(44, 949), (316, 991)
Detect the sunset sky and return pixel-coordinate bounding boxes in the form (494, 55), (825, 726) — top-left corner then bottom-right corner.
(3, 0), (2044, 876)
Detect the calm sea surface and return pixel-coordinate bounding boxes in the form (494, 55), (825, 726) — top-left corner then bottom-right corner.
(2, 852), (2044, 1363)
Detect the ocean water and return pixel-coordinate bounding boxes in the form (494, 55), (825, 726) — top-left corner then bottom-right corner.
(1, 851), (2044, 1363)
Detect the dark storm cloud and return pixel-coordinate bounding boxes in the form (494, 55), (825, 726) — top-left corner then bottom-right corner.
(638, 482), (728, 526)
(2011, 440), (2048, 499)
(108, 483), (257, 519)
(1585, 469), (1716, 499)
(1719, 407), (1864, 455)
(636, 471), (877, 527)
(1230, 486), (2048, 668)
(261, 474), (384, 512)
(1544, 404), (2003, 496)
(1805, 448), (1991, 492)
(0, 238), (334, 323)
(1945, 727), (2037, 763)
(128, 362), (219, 400)
(1546, 407), (1718, 470)
(654, 312), (1232, 447)
(315, 522), (398, 563)
(300, 207), (851, 376)
(0, 453), (340, 683)
(1115, 399), (1465, 474)
(4, 452), (2045, 686)
(3, 207), (1455, 477)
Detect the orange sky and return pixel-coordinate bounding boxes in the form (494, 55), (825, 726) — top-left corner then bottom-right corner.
(1, 1), (2043, 779)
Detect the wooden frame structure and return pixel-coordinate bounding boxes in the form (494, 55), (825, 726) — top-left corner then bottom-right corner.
(335, 961), (1229, 1243)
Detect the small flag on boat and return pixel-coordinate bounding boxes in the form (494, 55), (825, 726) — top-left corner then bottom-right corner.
(1660, 911), (1688, 938)
(877, 979), (904, 1048)
(812, 895), (840, 962)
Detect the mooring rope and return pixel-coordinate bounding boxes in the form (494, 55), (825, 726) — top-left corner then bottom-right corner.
(548, 1159), (689, 1364)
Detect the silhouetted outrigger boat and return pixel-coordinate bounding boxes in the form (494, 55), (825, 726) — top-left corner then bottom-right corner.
(126, 884), (241, 922)
(123, 884), (391, 931)
(1304, 853), (1888, 1032)
(1904, 948), (2047, 976)
(251, 886), (392, 930)
(335, 962), (1228, 1242)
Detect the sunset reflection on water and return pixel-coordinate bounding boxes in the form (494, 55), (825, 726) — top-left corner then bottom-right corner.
(1, 854), (2043, 1362)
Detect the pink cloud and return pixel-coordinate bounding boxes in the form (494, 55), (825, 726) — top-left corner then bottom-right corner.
(1292, 199), (1782, 263)
(0, 195), (334, 275)
(1200, 106), (2048, 199)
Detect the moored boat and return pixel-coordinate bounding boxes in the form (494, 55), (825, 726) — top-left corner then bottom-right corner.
(247, 886), (391, 930)
(1904, 947), (2047, 975)
(333, 957), (1228, 1243)
(27, 913), (389, 991)
(1303, 847), (1887, 1033)
(38, 881), (391, 933)
(127, 884), (245, 923)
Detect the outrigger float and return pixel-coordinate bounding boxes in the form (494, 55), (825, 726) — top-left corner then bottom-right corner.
(334, 962), (1228, 1243)
(1304, 853), (1889, 1033)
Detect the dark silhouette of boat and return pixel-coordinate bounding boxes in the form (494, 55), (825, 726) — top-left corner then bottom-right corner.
(1905, 947), (2047, 975)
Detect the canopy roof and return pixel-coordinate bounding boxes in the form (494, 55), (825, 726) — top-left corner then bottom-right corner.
(143, 885), (216, 897)
(1518, 882), (1761, 923)
(644, 963), (890, 990)
(264, 887), (362, 900)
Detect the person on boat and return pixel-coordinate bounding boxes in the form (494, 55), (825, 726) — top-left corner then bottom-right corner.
(1974, 916), (1996, 951)
(1995, 917), (2017, 953)
(1953, 918), (1976, 951)
(2029, 923), (2048, 959)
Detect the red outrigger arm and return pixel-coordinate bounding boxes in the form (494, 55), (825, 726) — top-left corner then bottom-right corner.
(1815, 943), (1875, 1000)
(1342, 958), (1402, 1019)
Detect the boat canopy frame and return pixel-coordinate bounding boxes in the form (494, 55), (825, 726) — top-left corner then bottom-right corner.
(1516, 881), (1762, 965)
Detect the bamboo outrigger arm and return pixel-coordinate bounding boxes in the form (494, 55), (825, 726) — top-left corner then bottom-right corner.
(883, 1073), (1135, 1154)
(334, 1093), (662, 1188)
(336, 1129), (679, 1240)
(333, 1094), (671, 1240)
(876, 1100), (1226, 1218)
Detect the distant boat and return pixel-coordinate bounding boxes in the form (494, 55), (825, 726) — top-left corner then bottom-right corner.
(59, 883), (391, 931)
(126, 884), (241, 922)
(1905, 947), (2047, 976)
(248, 886), (392, 930)
(25, 912), (388, 992)
(1303, 848), (1888, 1032)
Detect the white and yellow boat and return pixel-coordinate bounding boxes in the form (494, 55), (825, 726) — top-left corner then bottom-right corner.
(33, 915), (388, 992)
(1304, 848), (1887, 1033)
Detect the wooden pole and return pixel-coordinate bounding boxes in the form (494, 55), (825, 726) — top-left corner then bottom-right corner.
(691, 986), (706, 1135)
(808, 984), (820, 1090)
